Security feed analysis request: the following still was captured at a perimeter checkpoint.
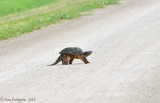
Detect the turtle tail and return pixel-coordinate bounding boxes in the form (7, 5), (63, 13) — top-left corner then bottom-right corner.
(47, 54), (64, 66)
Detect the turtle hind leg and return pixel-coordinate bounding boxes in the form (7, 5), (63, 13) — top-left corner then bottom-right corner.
(80, 57), (89, 64)
(69, 58), (74, 64)
(62, 54), (70, 65)
(48, 54), (64, 66)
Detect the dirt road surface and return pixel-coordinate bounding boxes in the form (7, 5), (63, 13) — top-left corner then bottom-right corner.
(0, 0), (160, 103)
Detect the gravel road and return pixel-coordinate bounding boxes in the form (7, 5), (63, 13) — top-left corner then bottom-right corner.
(0, 0), (160, 103)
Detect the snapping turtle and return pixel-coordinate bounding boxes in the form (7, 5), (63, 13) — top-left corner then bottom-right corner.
(49, 47), (92, 65)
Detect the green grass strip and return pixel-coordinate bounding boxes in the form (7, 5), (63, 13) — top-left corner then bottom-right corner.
(0, 0), (58, 16)
(0, 0), (118, 40)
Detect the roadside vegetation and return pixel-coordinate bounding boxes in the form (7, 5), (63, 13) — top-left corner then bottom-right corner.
(0, 0), (118, 40)
(0, 0), (58, 16)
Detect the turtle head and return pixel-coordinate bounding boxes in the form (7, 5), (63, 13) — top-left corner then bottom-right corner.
(82, 51), (92, 57)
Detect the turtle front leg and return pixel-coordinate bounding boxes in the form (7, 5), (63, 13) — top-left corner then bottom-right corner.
(62, 55), (69, 65)
(80, 57), (89, 64)
(48, 54), (64, 66)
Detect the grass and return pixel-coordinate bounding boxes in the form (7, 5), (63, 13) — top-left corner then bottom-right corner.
(0, 0), (58, 16)
(0, 0), (118, 40)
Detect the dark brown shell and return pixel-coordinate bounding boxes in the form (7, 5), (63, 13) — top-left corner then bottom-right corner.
(59, 47), (83, 55)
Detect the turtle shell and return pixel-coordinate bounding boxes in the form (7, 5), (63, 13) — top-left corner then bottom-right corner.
(59, 47), (83, 55)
